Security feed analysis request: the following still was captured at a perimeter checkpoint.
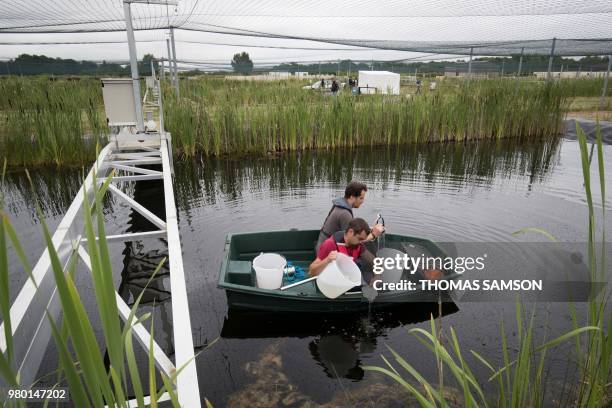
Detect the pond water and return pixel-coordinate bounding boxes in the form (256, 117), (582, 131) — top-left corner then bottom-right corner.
(3, 123), (611, 406)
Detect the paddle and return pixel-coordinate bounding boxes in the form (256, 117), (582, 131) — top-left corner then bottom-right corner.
(280, 276), (317, 291)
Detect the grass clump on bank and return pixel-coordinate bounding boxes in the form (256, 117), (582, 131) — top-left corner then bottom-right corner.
(164, 77), (569, 157)
(364, 124), (610, 407)
(0, 77), (106, 166)
(2, 75), (603, 166)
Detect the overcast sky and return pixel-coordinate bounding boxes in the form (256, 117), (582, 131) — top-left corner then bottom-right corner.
(1, 1), (611, 68)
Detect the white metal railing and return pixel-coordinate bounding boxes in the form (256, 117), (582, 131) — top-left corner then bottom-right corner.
(1, 77), (200, 406)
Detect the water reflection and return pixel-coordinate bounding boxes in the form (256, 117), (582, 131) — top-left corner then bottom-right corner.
(118, 178), (170, 305)
(1, 137), (562, 220)
(221, 302), (458, 381)
(2, 167), (83, 221)
(172, 137), (561, 212)
(116, 178), (175, 354)
(5, 132), (606, 406)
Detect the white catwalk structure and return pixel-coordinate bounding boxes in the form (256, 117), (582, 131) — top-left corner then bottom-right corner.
(0, 1), (200, 406)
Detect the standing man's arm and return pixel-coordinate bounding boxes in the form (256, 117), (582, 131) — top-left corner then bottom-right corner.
(337, 212), (353, 233)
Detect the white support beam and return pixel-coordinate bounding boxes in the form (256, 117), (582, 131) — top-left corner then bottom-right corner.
(81, 230), (167, 243)
(111, 152), (161, 159)
(107, 184), (167, 230)
(108, 163), (163, 176)
(77, 247), (176, 378)
(108, 158), (163, 166)
(127, 393), (170, 408)
(160, 136), (200, 406)
(106, 392), (170, 408)
(101, 175), (163, 183)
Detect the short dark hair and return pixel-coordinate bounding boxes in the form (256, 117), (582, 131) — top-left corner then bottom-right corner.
(347, 218), (370, 235)
(344, 181), (367, 199)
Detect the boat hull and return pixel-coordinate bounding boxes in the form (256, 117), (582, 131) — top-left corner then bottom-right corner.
(225, 287), (451, 313)
(217, 229), (457, 313)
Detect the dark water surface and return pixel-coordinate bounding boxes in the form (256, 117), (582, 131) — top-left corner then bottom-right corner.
(3, 131), (611, 406)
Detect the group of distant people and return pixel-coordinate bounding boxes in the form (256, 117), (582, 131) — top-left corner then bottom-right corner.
(319, 77), (358, 95)
(318, 77), (436, 97)
(416, 79), (437, 95)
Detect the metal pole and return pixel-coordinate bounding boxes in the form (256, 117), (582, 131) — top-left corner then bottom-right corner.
(318, 61), (321, 76)
(123, 1), (145, 132)
(371, 57), (374, 71)
(337, 60), (340, 77)
(468, 47), (473, 78)
(600, 55), (611, 111)
(169, 27), (179, 96)
(576, 64), (581, 78)
(501, 60), (505, 76)
(161, 59), (165, 80)
(547, 37), (556, 81)
(517, 47), (524, 77)
(166, 38), (174, 87)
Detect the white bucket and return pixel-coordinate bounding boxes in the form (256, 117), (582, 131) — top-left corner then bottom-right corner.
(253, 253), (286, 290)
(317, 253), (362, 299)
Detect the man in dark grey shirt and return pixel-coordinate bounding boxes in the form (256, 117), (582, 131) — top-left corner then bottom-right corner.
(316, 181), (384, 251)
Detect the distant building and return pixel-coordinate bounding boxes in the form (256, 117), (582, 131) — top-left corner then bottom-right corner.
(294, 71), (309, 78)
(444, 61), (500, 78)
(267, 71), (291, 79)
(534, 71), (608, 79)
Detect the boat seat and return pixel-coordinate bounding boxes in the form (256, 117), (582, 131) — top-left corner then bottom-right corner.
(227, 260), (254, 286)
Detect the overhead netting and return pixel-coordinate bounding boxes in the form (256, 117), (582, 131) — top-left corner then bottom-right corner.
(0, 0), (611, 56)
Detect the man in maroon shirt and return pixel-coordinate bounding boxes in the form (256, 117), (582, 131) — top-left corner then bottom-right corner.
(309, 218), (375, 284)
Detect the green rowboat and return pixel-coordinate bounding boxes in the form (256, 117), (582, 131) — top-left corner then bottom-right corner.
(218, 229), (457, 312)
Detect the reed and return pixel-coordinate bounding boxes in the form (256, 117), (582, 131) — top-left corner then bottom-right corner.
(0, 76), (583, 166)
(0, 77), (106, 167)
(164, 78), (569, 158)
(363, 124), (609, 407)
(572, 123), (609, 407)
(0, 170), (187, 407)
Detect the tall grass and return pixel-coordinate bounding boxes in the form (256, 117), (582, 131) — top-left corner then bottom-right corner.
(0, 77), (106, 166)
(572, 123), (609, 406)
(0, 76), (603, 166)
(364, 124), (609, 406)
(164, 78), (568, 158)
(0, 170), (186, 406)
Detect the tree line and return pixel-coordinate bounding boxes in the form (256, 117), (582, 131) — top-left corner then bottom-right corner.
(1, 52), (609, 76)
(0, 54), (159, 76)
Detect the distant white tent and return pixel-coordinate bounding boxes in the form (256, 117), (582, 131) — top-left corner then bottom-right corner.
(358, 71), (400, 95)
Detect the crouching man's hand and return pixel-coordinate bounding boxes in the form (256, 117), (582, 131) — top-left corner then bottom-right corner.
(372, 223), (385, 238)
